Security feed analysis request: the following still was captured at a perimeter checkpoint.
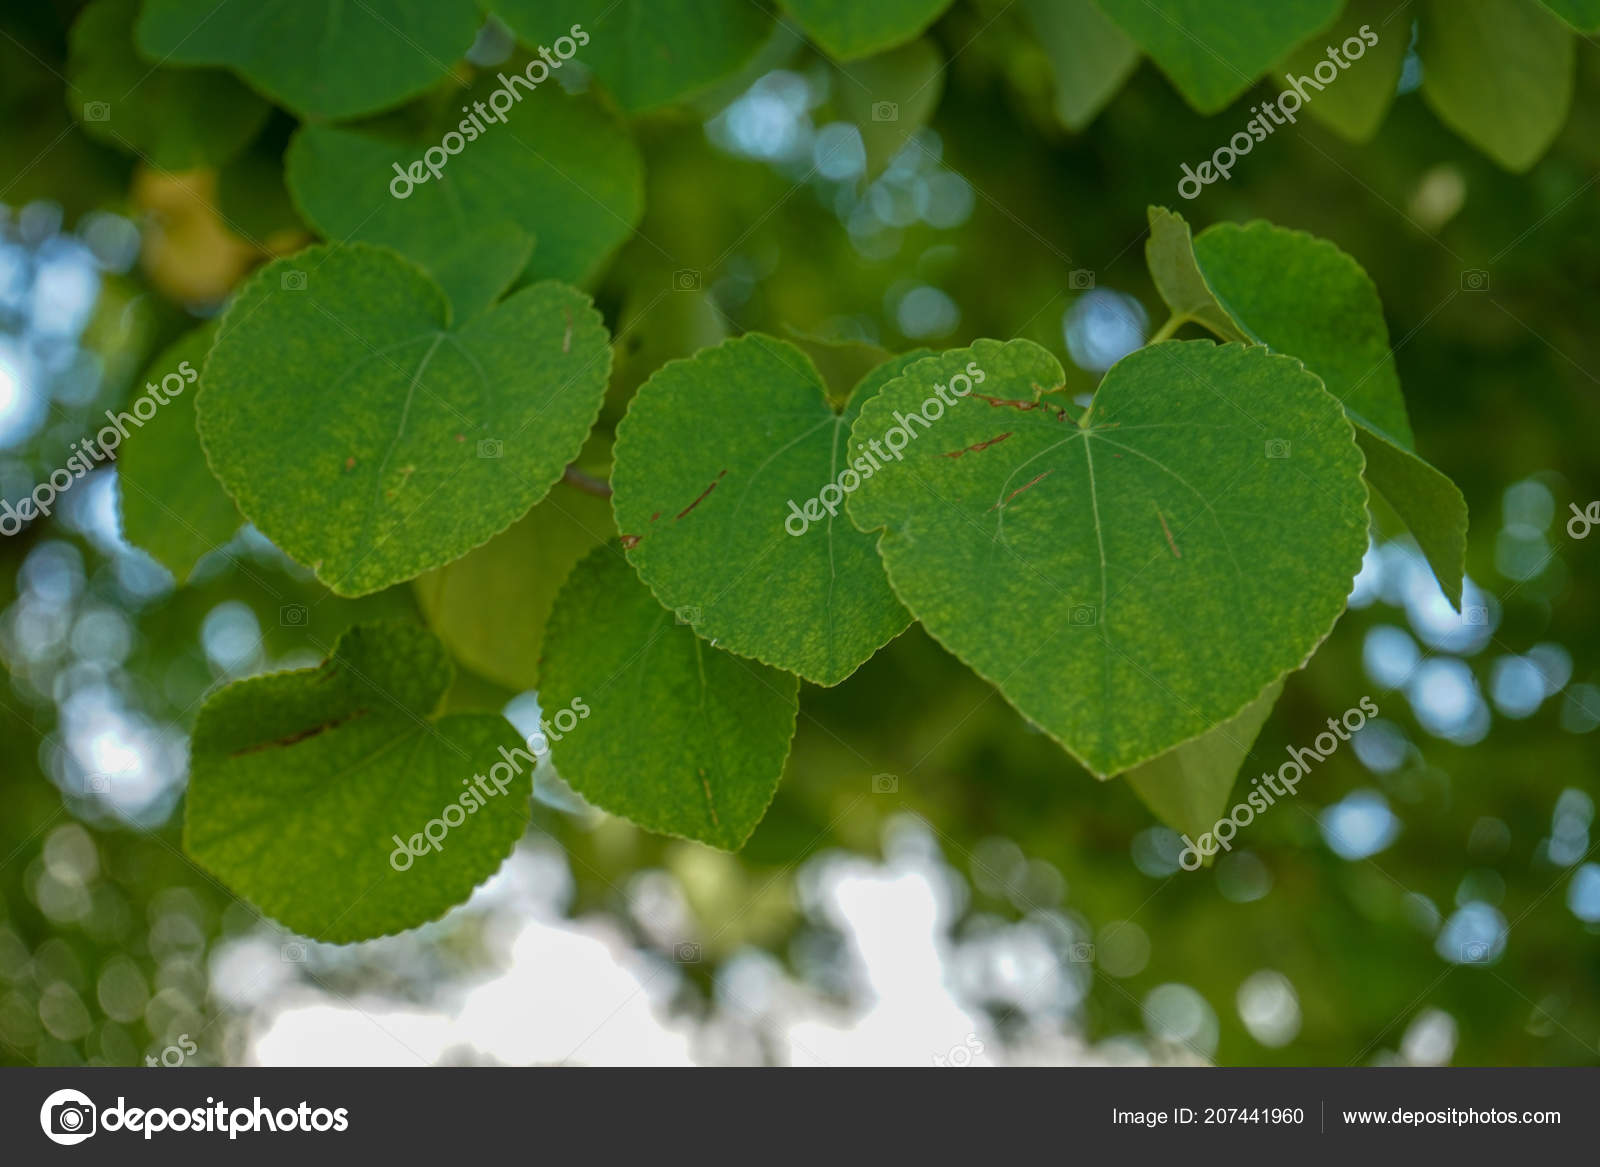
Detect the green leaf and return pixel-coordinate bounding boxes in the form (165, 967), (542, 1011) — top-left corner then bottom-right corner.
(1167, 213), (1467, 605)
(196, 244), (612, 597)
(1020, 0), (1140, 132)
(834, 37), (945, 177)
(285, 84), (644, 289)
(1123, 679), (1282, 841)
(1193, 219), (1414, 446)
(1540, 0), (1600, 31)
(116, 323), (241, 579)
(540, 545), (799, 849)
(135, 0), (482, 121)
(185, 622), (531, 942)
(847, 338), (1367, 777)
(782, 0), (956, 61)
(612, 335), (916, 686)
(1146, 207), (1250, 343)
(67, 0), (269, 170)
(1354, 425), (1469, 610)
(1096, 0), (1342, 113)
(1419, 0), (1574, 172)
(489, 1), (771, 112)
(415, 476), (616, 692)
(1274, 0), (1411, 143)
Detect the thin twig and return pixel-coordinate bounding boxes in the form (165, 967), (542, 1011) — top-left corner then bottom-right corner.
(562, 464), (613, 498)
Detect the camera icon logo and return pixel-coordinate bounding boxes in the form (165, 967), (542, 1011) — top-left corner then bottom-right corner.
(1461, 605), (1488, 626)
(477, 438), (504, 459)
(674, 941), (701, 963)
(82, 102), (111, 123)
(1460, 269), (1490, 292)
(674, 606), (700, 626)
(1265, 439), (1291, 459)
(1068, 269), (1095, 290)
(40, 1088), (97, 1145)
(84, 772), (112, 795)
(672, 269), (702, 291)
(281, 270), (308, 292)
(1068, 941), (1096, 963)
(1460, 940), (1490, 963)
(1069, 603), (1097, 627)
(871, 773), (899, 794)
(279, 603), (309, 627)
(281, 940), (308, 963)
(871, 100), (899, 122)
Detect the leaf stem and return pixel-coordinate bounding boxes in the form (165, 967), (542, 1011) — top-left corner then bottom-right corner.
(562, 464), (613, 498)
(1148, 313), (1188, 344)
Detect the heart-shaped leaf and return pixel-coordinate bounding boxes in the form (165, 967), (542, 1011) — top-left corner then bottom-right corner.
(285, 84), (643, 290)
(1148, 208), (1468, 606)
(197, 244), (612, 597)
(1020, 0), (1140, 132)
(1419, 0), (1574, 172)
(612, 335), (919, 686)
(847, 338), (1368, 777)
(68, 0), (269, 170)
(135, 0), (482, 121)
(490, 1), (771, 112)
(1193, 220), (1413, 444)
(782, 0), (956, 60)
(540, 545), (799, 849)
(1096, 0), (1342, 113)
(116, 323), (241, 579)
(186, 622), (531, 942)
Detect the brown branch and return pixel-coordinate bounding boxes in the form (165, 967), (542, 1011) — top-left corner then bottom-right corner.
(562, 464), (613, 499)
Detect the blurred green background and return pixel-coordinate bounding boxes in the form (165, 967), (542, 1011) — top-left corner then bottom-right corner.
(1, 0), (1597, 1067)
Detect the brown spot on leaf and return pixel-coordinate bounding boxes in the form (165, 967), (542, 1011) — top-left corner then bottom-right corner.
(676, 469), (727, 520)
(989, 470), (1052, 512)
(942, 432), (1013, 459)
(229, 708), (370, 756)
(1156, 505), (1181, 559)
(699, 768), (720, 827)
(973, 393), (1070, 422)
